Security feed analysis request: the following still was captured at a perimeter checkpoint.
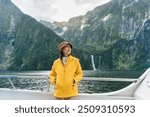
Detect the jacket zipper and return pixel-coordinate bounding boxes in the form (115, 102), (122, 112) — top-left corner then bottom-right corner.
(63, 64), (65, 98)
(61, 60), (65, 98)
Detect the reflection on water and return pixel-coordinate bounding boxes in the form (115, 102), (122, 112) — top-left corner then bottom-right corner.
(0, 70), (144, 94)
(79, 81), (131, 93)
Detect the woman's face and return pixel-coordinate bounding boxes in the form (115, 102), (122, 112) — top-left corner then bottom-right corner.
(62, 45), (71, 57)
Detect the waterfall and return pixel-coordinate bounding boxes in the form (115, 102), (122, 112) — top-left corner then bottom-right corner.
(90, 55), (96, 70)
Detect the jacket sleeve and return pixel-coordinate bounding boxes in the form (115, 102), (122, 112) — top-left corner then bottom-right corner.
(50, 61), (57, 85)
(74, 59), (83, 84)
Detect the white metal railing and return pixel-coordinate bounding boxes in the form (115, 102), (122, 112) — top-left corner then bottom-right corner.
(82, 77), (137, 82)
(0, 74), (138, 92)
(0, 75), (50, 92)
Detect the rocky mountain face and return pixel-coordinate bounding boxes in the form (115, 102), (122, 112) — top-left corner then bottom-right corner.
(39, 20), (68, 36)
(0, 0), (91, 70)
(42, 0), (150, 70)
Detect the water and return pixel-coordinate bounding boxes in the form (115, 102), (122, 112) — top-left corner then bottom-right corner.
(0, 70), (144, 94)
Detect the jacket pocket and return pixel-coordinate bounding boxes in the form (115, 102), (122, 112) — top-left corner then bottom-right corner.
(73, 79), (76, 85)
(72, 79), (76, 89)
(55, 78), (63, 89)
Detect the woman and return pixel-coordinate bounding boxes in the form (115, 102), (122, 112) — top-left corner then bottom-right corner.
(50, 41), (83, 100)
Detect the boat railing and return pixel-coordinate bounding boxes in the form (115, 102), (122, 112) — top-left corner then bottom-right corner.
(0, 74), (138, 92)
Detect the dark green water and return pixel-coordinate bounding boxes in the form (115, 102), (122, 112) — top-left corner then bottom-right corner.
(0, 70), (144, 93)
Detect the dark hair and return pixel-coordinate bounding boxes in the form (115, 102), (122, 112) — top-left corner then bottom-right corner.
(59, 46), (73, 60)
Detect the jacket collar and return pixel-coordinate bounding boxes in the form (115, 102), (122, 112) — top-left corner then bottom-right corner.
(59, 54), (74, 65)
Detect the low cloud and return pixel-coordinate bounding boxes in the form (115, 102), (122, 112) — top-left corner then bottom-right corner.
(12, 0), (111, 22)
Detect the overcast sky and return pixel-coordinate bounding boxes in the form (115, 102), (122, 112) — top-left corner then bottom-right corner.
(11, 0), (111, 22)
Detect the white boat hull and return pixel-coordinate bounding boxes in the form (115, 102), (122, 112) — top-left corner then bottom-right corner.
(0, 88), (134, 100)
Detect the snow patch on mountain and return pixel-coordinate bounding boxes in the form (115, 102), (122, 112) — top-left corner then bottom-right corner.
(58, 26), (68, 36)
(80, 18), (90, 30)
(102, 14), (111, 22)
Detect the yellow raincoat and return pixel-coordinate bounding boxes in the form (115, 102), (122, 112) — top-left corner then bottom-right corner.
(50, 55), (83, 98)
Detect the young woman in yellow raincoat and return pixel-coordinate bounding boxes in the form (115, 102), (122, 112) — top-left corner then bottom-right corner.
(50, 41), (83, 100)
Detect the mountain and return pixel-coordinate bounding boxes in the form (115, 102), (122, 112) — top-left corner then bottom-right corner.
(43, 0), (150, 70)
(106, 19), (150, 70)
(0, 0), (91, 70)
(39, 20), (68, 36)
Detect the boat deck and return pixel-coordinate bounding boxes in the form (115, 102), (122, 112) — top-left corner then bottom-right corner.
(0, 88), (134, 100)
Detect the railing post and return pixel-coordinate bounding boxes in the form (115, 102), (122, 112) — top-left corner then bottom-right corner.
(45, 76), (50, 92)
(8, 78), (16, 90)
